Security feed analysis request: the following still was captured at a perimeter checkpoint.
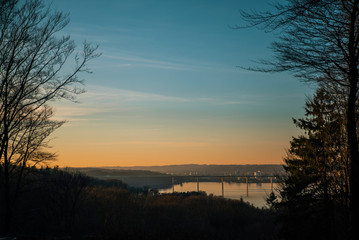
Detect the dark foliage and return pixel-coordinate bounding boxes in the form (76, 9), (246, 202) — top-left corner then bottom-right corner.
(0, 0), (98, 233)
(269, 85), (351, 240)
(0, 167), (277, 240)
(240, 2), (359, 237)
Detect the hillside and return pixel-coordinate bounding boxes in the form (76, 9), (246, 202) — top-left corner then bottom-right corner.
(70, 167), (168, 178)
(105, 164), (284, 176)
(66, 167), (172, 188)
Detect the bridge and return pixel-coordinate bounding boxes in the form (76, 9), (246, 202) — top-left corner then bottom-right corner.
(168, 175), (278, 197)
(116, 174), (280, 197)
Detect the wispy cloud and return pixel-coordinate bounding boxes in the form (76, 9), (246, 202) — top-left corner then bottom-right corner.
(53, 106), (99, 119)
(89, 46), (239, 73)
(88, 140), (217, 147)
(101, 52), (201, 71)
(82, 85), (191, 103)
(53, 85), (244, 122)
(81, 85), (244, 106)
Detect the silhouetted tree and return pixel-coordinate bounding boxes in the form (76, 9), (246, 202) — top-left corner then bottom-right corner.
(273, 85), (350, 239)
(0, 105), (64, 234)
(240, 1), (359, 237)
(0, 0), (99, 233)
(44, 169), (90, 234)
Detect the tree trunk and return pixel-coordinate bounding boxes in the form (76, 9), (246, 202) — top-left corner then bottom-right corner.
(2, 125), (11, 234)
(347, 2), (359, 238)
(2, 73), (11, 234)
(3, 168), (11, 234)
(347, 82), (358, 240)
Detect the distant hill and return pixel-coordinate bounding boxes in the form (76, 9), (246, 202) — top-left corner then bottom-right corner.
(66, 167), (172, 188)
(66, 165), (284, 188)
(104, 164), (285, 177)
(70, 167), (167, 178)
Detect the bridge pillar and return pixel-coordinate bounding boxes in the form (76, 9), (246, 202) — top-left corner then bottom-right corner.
(246, 177), (248, 197)
(172, 176), (175, 193)
(197, 177), (199, 192)
(221, 177), (224, 197)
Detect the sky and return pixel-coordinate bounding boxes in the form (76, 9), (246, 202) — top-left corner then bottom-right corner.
(44, 0), (313, 167)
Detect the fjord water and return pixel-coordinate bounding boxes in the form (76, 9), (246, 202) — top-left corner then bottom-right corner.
(159, 182), (278, 208)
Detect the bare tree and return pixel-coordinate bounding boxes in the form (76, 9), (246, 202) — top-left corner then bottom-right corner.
(0, 0), (99, 233)
(239, 0), (358, 238)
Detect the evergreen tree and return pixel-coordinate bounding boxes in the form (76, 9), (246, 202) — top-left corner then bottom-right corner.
(274, 85), (350, 240)
(240, 2), (359, 235)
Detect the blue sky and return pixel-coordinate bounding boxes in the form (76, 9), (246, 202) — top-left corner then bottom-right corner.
(46, 0), (313, 167)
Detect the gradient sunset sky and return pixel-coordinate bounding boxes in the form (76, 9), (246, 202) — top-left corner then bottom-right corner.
(46, 0), (313, 167)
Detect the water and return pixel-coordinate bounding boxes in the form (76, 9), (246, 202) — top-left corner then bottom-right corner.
(159, 182), (278, 208)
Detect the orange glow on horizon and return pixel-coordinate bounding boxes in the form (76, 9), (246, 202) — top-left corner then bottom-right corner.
(53, 138), (286, 167)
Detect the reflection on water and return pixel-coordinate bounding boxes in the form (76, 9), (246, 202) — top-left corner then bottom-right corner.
(159, 182), (278, 208)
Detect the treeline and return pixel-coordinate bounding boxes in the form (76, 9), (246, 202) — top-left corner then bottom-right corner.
(114, 164), (284, 176)
(0, 167), (277, 240)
